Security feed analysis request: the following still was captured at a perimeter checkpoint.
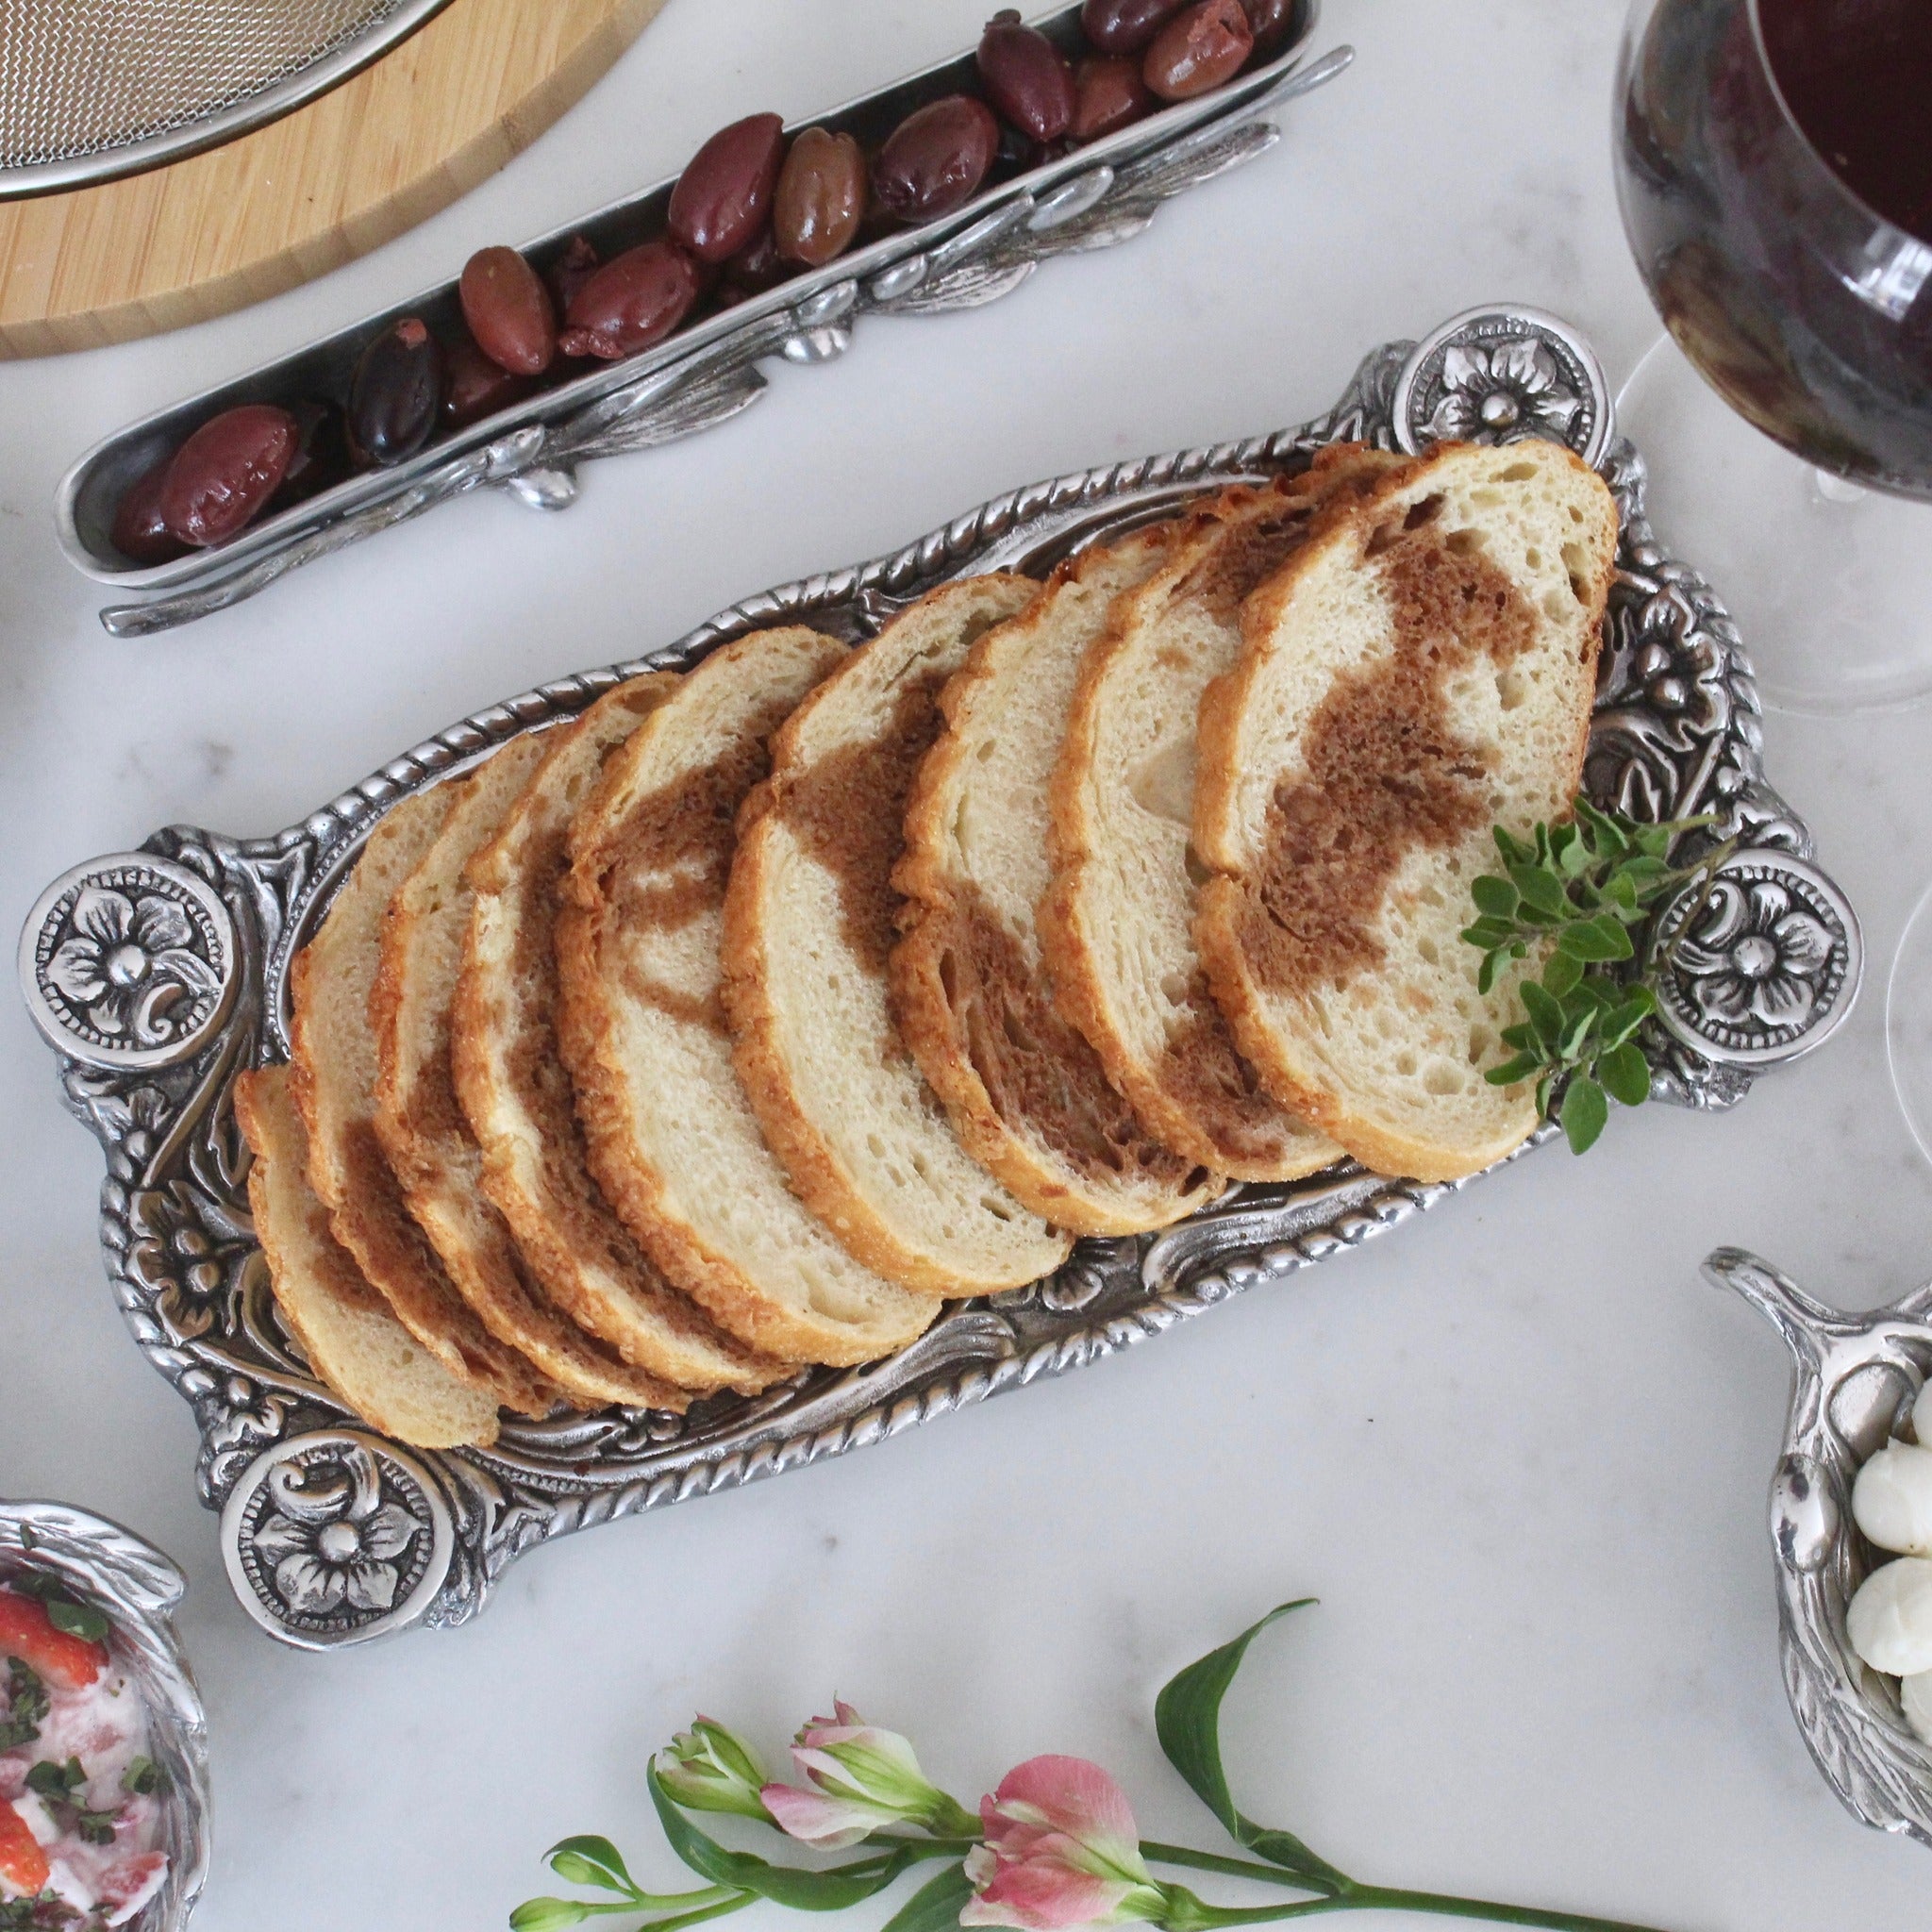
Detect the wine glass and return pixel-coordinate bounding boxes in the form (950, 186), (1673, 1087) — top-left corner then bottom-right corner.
(1612, 0), (1932, 717)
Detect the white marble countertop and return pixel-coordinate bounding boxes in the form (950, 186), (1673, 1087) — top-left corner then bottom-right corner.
(3, 3), (1930, 1927)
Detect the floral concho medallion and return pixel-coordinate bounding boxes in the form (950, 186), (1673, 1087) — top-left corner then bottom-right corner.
(18, 308), (1866, 1647)
(19, 855), (237, 1072)
(221, 1433), (452, 1645)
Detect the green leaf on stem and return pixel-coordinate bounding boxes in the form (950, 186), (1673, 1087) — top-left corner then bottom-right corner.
(547, 1838), (637, 1895)
(1559, 1076), (1609, 1154)
(1152, 1601), (1347, 1894)
(1598, 1042), (1652, 1108)
(648, 1766), (915, 1910)
(877, 1861), (974, 1932)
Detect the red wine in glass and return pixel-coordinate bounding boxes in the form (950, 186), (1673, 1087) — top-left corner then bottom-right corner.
(1615, 0), (1932, 499)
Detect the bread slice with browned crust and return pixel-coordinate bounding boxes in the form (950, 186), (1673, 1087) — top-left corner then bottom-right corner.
(291, 784), (555, 1417)
(722, 577), (1072, 1295)
(1041, 448), (1395, 1181)
(374, 737), (693, 1411)
(891, 530), (1224, 1236)
(236, 1064), (501, 1449)
(1193, 439), (1620, 1183)
(455, 676), (793, 1395)
(558, 627), (941, 1366)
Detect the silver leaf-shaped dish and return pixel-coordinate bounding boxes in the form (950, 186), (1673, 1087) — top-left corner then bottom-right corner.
(18, 306), (1860, 1648)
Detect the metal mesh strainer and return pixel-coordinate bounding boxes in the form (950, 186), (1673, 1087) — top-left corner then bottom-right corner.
(0, 0), (454, 197)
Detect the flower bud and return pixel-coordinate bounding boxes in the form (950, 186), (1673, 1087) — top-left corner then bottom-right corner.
(656, 1717), (773, 1820)
(762, 1702), (976, 1849)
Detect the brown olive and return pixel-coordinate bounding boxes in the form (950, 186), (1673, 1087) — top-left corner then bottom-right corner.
(1143, 0), (1253, 99)
(558, 241), (703, 359)
(1240, 0), (1298, 54)
(772, 126), (866, 268)
(546, 235), (602, 315)
(459, 245), (556, 376)
(156, 404), (298, 547)
(110, 457), (187, 566)
(873, 96), (1000, 225)
(347, 318), (445, 467)
(442, 331), (535, 429)
(1071, 54), (1154, 140)
(977, 10), (1075, 143)
(273, 399), (351, 508)
(1079, 0), (1186, 55)
(667, 113), (785, 265)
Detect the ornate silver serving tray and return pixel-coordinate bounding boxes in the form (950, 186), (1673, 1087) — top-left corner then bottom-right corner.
(55, 1), (1348, 637)
(20, 305), (1861, 1650)
(0, 1501), (209, 1928)
(1706, 1249), (1932, 1848)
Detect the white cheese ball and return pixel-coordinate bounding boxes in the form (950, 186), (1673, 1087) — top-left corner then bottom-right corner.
(1903, 1670), (1932, 1745)
(1847, 1557), (1932, 1674)
(1854, 1441), (1932, 1556)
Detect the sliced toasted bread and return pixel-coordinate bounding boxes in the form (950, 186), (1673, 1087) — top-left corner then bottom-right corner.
(235, 1065), (501, 1449)
(723, 577), (1072, 1295)
(1192, 439), (1620, 1183)
(374, 737), (693, 1411)
(1042, 449), (1396, 1180)
(291, 784), (555, 1417)
(455, 676), (792, 1395)
(892, 529), (1224, 1236)
(558, 627), (941, 1366)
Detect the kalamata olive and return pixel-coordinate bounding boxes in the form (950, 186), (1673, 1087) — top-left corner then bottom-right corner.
(156, 404), (298, 547)
(347, 318), (445, 467)
(1071, 54), (1154, 139)
(558, 241), (703, 359)
(459, 245), (556, 376)
(991, 122), (1044, 179)
(1240, 0), (1298, 54)
(873, 96), (1000, 225)
(721, 225), (789, 303)
(273, 399), (350, 508)
(441, 331), (534, 430)
(110, 457), (188, 566)
(667, 113), (785, 265)
(1143, 0), (1253, 99)
(1079, 0), (1186, 55)
(772, 126), (866, 268)
(977, 10), (1075, 143)
(546, 235), (602, 314)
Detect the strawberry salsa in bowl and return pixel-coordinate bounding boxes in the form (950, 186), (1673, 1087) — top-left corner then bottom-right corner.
(0, 1508), (206, 1932)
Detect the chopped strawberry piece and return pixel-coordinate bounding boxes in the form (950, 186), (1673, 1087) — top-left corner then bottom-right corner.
(0, 1796), (49, 1896)
(0, 1591), (105, 1690)
(100, 1849), (168, 1925)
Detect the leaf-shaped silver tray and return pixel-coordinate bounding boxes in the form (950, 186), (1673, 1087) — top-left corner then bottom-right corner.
(0, 1501), (210, 1928)
(18, 305), (1862, 1649)
(1705, 1248), (1932, 1849)
(56, 1), (1350, 637)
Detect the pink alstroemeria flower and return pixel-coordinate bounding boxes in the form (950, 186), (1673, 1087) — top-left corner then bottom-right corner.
(761, 1703), (972, 1850)
(961, 1757), (1169, 1931)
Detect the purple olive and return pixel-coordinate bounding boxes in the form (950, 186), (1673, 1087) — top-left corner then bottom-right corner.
(347, 318), (446, 467)
(459, 246), (557, 376)
(872, 96), (1001, 225)
(1142, 0), (1253, 99)
(110, 457), (189, 565)
(978, 10), (1075, 143)
(1071, 54), (1155, 140)
(1079, 0), (1187, 56)
(1240, 0), (1299, 55)
(558, 241), (704, 359)
(272, 400), (351, 509)
(441, 331), (535, 430)
(157, 405), (298, 547)
(667, 113), (786, 265)
(546, 235), (603, 316)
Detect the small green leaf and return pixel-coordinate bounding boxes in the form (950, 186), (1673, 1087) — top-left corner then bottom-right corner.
(1153, 1601), (1346, 1892)
(1535, 1069), (1557, 1117)
(1460, 917), (1516, 949)
(1560, 1076), (1609, 1154)
(1476, 952), (1501, 996)
(1508, 864), (1567, 917)
(1500, 1020), (1536, 1050)
(121, 1756), (163, 1798)
(510, 1898), (592, 1932)
(877, 1863), (975, 1932)
(1598, 998), (1653, 1049)
(43, 1600), (108, 1644)
(1484, 1052), (1544, 1088)
(1540, 949), (1581, 999)
(1557, 919), (1630, 963)
(548, 1839), (635, 1896)
(1599, 1041), (1652, 1108)
(1520, 981), (1565, 1052)
(648, 1767), (911, 1910)
(1470, 875), (1518, 919)
(1633, 823), (1673, 858)
(1557, 1007), (1597, 1063)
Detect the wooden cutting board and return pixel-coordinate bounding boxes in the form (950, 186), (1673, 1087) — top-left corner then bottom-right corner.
(0, 0), (671, 358)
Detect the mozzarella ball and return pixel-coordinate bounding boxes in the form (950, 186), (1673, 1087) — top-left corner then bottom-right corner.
(1848, 1557), (1932, 1674)
(1903, 1670), (1932, 1745)
(1854, 1441), (1932, 1556)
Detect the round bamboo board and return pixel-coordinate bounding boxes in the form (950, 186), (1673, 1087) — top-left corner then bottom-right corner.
(0, 0), (671, 359)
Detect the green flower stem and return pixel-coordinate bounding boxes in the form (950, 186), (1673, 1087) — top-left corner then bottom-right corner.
(1139, 1843), (1334, 1892)
(1174, 1884), (1680, 1932)
(638, 1890), (759, 1932)
(622, 1890), (741, 1911)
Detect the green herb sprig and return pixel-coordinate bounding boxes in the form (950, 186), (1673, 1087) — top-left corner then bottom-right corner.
(10, 1572), (110, 1645)
(27, 1756), (123, 1846)
(0, 1657), (48, 1751)
(1460, 797), (1731, 1154)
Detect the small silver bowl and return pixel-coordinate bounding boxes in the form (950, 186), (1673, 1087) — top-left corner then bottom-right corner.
(0, 1501), (209, 1928)
(1707, 1247), (1932, 1848)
